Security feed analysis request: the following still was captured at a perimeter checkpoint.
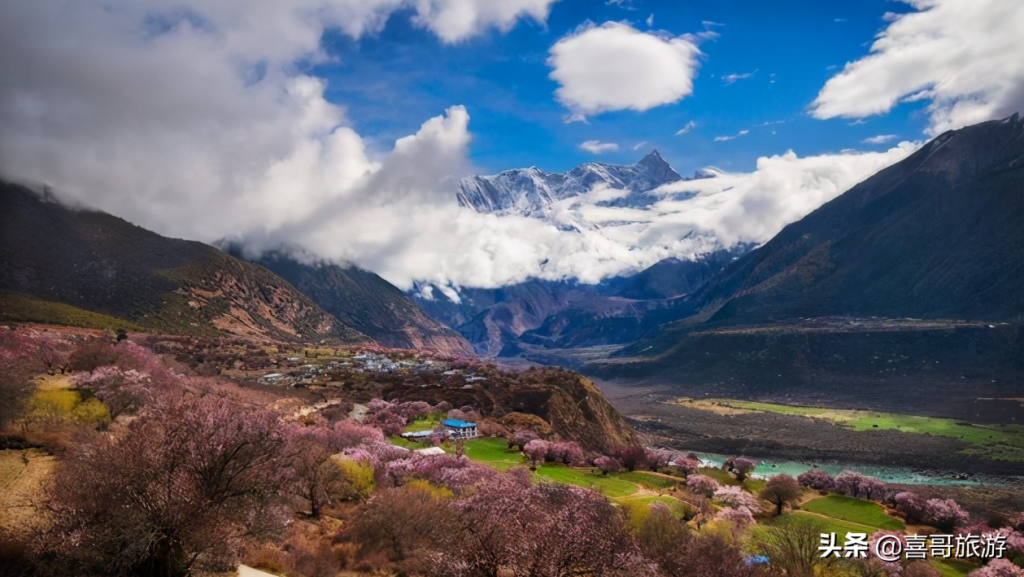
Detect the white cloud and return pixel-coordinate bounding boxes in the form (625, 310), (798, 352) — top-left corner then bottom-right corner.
(861, 134), (898, 144)
(579, 140), (619, 154)
(811, 0), (1024, 134)
(675, 121), (697, 135)
(646, 14), (654, 27)
(632, 141), (649, 151)
(714, 129), (749, 142)
(0, 0), (929, 292)
(547, 22), (702, 117)
(411, 0), (560, 43)
(722, 71), (757, 85)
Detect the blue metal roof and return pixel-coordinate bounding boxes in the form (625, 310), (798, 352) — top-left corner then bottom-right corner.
(441, 419), (476, 428)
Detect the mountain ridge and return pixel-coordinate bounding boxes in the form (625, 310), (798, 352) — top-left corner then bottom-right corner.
(456, 150), (703, 216)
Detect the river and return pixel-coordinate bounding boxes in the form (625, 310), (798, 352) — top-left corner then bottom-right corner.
(692, 452), (1001, 486)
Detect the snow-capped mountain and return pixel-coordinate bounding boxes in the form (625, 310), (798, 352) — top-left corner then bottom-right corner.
(457, 150), (702, 216)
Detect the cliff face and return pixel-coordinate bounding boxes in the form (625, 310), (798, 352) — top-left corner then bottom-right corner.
(522, 373), (639, 453)
(0, 183), (364, 343)
(376, 366), (638, 453)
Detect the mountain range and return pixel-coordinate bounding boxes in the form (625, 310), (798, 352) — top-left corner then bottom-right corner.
(3, 114), (1021, 423)
(456, 150), (714, 217)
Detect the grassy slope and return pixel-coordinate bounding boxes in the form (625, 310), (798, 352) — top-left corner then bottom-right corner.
(460, 438), (678, 498)
(0, 292), (143, 332)
(801, 495), (904, 530)
(703, 398), (1024, 461)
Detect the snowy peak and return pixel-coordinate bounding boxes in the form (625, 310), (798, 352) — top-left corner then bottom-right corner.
(457, 151), (686, 215)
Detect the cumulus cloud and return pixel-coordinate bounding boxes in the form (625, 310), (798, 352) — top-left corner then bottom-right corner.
(579, 140), (619, 154)
(714, 129), (749, 142)
(811, 0), (1024, 134)
(675, 121), (697, 135)
(862, 134), (898, 144)
(547, 22), (702, 117)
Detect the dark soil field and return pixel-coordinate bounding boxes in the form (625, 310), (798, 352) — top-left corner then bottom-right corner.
(594, 379), (1024, 478)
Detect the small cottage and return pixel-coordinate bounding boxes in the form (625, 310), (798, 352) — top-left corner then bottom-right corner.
(440, 418), (478, 439)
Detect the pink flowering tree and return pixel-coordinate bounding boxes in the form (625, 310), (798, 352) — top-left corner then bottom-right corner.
(715, 506), (756, 536)
(968, 559), (1024, 577)
(44, 394), (288, 576)
(834, 471), (886, 500)
(797, 468), (835, 492)
(616, 445), (649, 472)
(686, 474), (721, 498)
(549, 441), (585, 466)
(594, 455), (621, 475)
(723, 457), (756, 482)
(670, 454), (701, 477)
(921, 498), (970, 532)
(759, 474), (803, 516)
(523, 439), (550, 468)
(511, 429), (539, 450)
(713, 486), (763, 514)
(432, 472), (652, 577)
(385, 453), (491, 494)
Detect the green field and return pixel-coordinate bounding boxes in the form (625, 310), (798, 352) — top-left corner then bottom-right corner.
(534, 464), (639, 498)
(461, 438), (646, 497)
(616, 471), (678, 491)
(709, 399), (1024, 461)
(403, 413), (444, 433)
(801, 495), (904, 530)
(462, 437), (526, 471)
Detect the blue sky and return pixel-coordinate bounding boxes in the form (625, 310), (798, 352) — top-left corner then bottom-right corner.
(315, 0), (926, 175)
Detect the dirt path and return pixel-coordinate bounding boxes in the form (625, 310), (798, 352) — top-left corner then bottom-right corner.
(0, 449), (55, 535)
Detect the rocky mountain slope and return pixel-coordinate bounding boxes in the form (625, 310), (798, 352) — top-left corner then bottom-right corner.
(235, 249), (474, 356)
(0, 182), (363, 342)
(588, 115), (1024, 421)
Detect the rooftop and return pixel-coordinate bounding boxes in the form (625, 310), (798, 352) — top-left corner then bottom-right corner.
(441, 419), (476, 429)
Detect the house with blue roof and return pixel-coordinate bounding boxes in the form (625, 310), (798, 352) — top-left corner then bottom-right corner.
(440, 418), (478, 439)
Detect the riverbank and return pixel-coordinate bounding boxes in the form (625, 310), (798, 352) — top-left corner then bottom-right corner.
(593, 378), (1024, 481)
